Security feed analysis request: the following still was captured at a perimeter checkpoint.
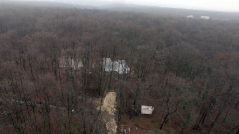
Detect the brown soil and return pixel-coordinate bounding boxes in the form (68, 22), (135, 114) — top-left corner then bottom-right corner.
(119, 116), (176, 134)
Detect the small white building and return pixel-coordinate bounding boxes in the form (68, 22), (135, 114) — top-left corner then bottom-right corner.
(186, 15), (194, 19)
(141, 105), (154, 115)
(200, 16), (210, 20)
(103, 58), (130, 74)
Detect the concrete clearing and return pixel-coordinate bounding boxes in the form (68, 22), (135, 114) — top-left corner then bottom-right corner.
(101, 92), (117, 134)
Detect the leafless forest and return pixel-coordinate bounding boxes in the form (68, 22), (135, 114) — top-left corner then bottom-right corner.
(0, 3), (239, 134)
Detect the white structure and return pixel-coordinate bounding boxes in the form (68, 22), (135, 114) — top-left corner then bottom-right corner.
(59, 57), (83, 70)
(141, 105), (154, 115)
(103, 58), (130, 74)
(186, 15), (194, 19)
(200, 16), (210, 20)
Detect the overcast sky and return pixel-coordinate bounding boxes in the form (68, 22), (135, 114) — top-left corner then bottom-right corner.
(11, 0), (239, 12)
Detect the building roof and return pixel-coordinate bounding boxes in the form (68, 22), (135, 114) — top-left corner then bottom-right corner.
(103, 58), (130, 74)
(141, 105), (154, 115)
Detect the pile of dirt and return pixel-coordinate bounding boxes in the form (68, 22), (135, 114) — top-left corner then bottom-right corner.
(101, 92), (117, 134)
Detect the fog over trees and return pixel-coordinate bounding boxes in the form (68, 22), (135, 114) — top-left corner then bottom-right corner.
(0, 2), (239, 134)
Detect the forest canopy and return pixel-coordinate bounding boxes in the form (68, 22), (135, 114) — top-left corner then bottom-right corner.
(0, 3), (239, 134)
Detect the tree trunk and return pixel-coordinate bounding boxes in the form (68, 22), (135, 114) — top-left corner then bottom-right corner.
(236, 127), (239, 134)
(160, 113), (169, 129)
(208, 110), (222, 134)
